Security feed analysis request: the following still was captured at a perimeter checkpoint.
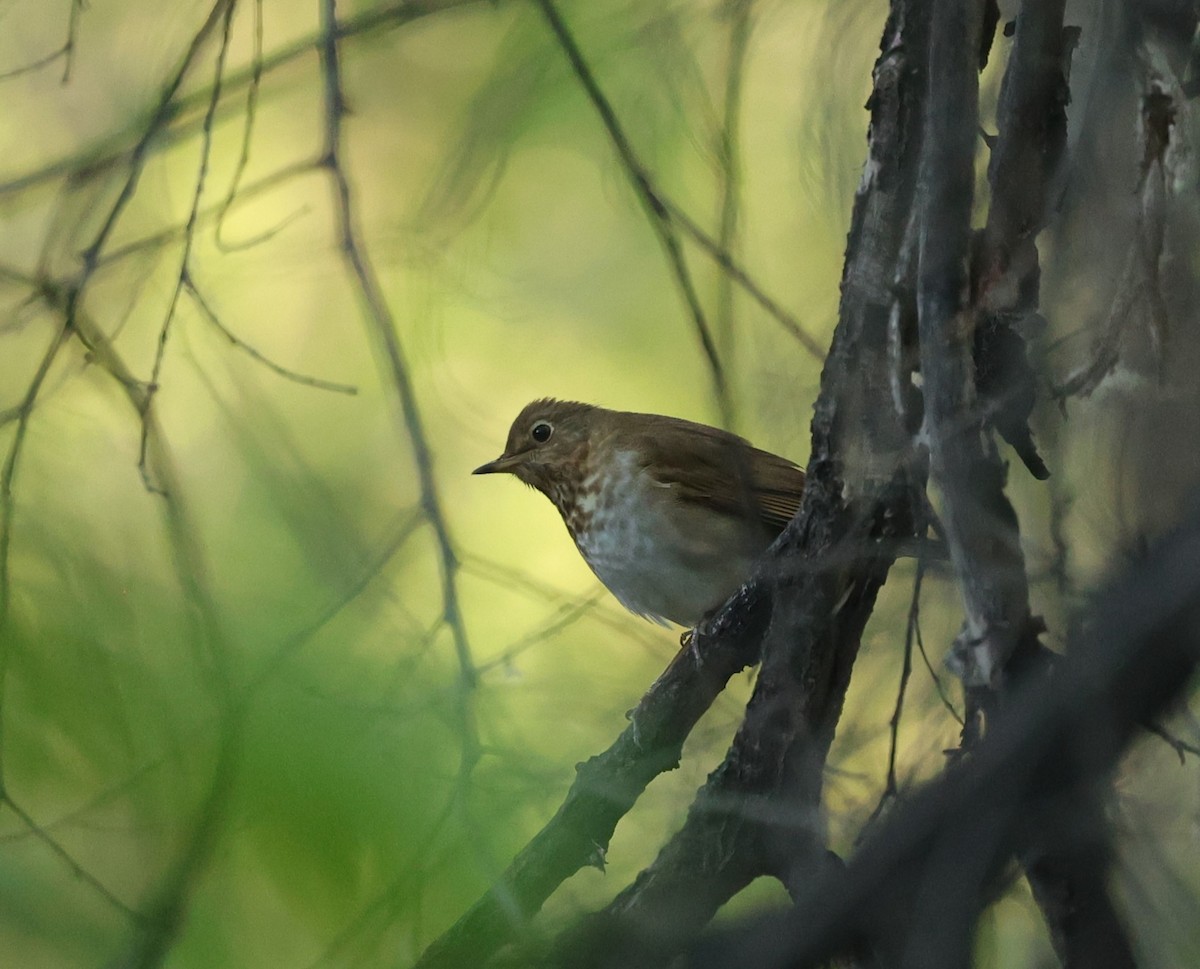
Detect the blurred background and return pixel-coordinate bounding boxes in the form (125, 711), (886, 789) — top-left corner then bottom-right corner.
(0, 0), (1197, 966)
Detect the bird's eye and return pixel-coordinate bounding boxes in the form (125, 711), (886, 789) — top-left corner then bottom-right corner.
(531, 421), (553, 443)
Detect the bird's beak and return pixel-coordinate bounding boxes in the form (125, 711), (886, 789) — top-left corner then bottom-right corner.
(473, 453), (522, 475)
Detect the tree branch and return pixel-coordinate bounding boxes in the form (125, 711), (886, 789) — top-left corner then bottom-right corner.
(412, 588), (771, 969)
(531, 0), (733, 425)
(917, 0), (1033, 694)
(0, 0), (485, 199)
(970, 3), (1137, 963)
(690, 501), (1200, 968)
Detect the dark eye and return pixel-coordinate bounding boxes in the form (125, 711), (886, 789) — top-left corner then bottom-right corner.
(531, 421), (553, 443)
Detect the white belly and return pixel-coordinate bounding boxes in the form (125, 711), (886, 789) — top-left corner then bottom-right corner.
(570, 453), (764, 626)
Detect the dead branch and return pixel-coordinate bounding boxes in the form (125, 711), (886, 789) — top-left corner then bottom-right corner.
(917, 0), (1037, 694)
(532, 0), (733, 425)
(689, 501), (1200, 968)
(317, 1), (482, 838)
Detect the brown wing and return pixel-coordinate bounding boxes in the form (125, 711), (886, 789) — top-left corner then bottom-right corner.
(744, 446), (806, 531)
(625, 415), (805, 535)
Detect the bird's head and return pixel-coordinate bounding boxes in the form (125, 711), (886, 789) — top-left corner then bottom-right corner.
(473, 398), (599, 495)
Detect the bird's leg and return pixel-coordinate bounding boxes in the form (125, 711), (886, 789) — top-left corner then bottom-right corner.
(677, 624), (704, 667)
(678, 606), (720, 659)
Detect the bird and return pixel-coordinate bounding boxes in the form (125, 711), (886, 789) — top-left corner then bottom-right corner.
(473, 399), (806, 627)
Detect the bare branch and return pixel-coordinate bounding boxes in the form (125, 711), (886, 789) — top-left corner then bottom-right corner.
(0, 0), (485, 200)
(476, 591), (607, 674)
(138, 0), (238, 495)
(531, 0), (733, 426)
(713, 0), (755, 368)
(0, 318), (73, 779)
(913, 592), (963, 726)
(529, 0), (830, 424)
(96, 160), (317, 269)
(1055, 66), (1178, 401)
(917, 0), (1035, 691)
(412, 591), (771, 969)
(1144, 719), (1200, 762)
(1053, 248), (1140, 399)
(1, 793), (142, 922)
(61, 304), (242, 969)
(880, 555), (927, 813)
(0, 0), (86, 83)
(72, 0), (235, 278)
(317, 0), (480, 784)
(661, 198), (826, 361)
(185, 278), (358, 395)
(215, 0), (267, 252)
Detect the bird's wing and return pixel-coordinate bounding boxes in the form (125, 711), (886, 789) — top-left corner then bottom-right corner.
(744, 447), (806, 531)
(628, 418), (805, 534)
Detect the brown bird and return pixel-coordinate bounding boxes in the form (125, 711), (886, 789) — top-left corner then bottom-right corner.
(473, 399), (805, 627)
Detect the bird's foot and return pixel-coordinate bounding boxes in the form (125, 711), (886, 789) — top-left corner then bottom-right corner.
(679, 614), (716, 667)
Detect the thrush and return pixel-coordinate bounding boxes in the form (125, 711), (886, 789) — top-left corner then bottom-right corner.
(473, 399), (805, 627)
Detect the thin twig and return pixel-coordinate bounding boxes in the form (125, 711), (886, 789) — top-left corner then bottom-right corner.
(663, 198), (826, 361)
(97, 160), (316, 269)
(531, 0), (824, 367)
(1144, 719), (1200, 763)
(460, 553), (666, 652)
(73, 0), (235, 278)
(887, 557), (925, 792)
(137, 0), (238, 495)
(0, 319), (73, 780)
(0, 0), (86, 83)
(1052, 248), (1139, 400)
(3, 793), (142, 922)
(242, 510), (425, 698)
(914, 602), (963, 726)
(65, 303), (242, 969)
(317, 0), (479, 773)
(476, 591), (607, 674)
(215, 0), (266, 252)
(185, 278), (358, 394)
(713, 0), (754, 375)
(531, 0), (733, 426)
(0, 0), (484, 200)
(62, 0), (86, 82)
(0, 47), (67, 83)
(1055, 73), (1178, 402)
